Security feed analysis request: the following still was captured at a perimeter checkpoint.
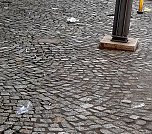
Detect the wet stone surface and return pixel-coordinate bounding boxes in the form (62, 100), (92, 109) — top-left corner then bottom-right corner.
(0, 0), (152, 133)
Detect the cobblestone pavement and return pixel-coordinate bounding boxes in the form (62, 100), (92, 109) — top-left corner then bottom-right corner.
(0, 0), (152, 133)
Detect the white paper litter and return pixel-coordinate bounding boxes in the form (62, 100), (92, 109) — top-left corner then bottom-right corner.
(67, 17), (79, 23)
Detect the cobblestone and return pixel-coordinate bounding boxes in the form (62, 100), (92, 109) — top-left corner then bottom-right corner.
(136, 119), (147, 126)
(129, 115), (140, 120)
(146, 122), (152, 131)
(100, 129), (113, 134)
(48, 127), (63, 132)
(0, 0), (152, 133)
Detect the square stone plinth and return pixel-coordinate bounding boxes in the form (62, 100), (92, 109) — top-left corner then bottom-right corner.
(99, 35), (138, 52)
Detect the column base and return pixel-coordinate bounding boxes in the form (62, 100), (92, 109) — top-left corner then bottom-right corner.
(99, 35), (138, 52)
(111, 36), (128, 43)
(137, 11), (143, 14)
